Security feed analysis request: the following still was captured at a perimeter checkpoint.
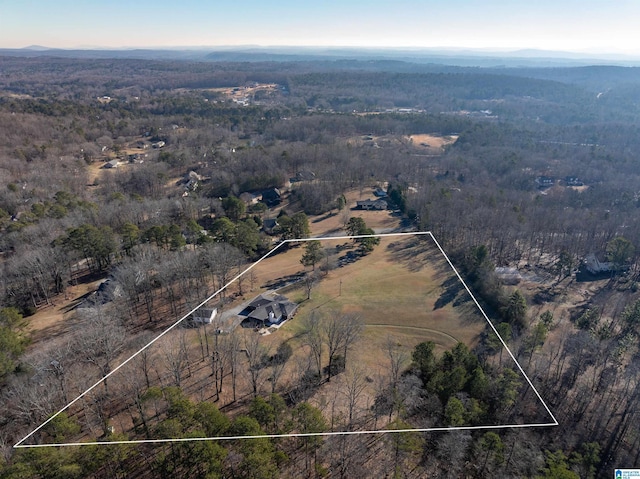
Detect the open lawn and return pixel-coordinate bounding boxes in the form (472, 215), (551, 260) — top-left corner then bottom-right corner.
(304, 188), (400, 238)
(254, 234), (486, 364)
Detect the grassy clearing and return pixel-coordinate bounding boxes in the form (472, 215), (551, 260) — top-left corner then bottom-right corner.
(269, 235), (486, 360)
(246, 234), (490, 419)
(408, 133), (459, 150)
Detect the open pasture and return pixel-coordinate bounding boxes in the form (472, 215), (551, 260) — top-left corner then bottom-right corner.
(408, 133), (459, 151)
(253, 234), (486, 359)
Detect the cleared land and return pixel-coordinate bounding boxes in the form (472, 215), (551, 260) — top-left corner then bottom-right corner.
(203, 83), (280, 103)
(251, 234), (485, 364)
(306, 189), (400, 237)
(346, 133), (457, 155)
(408, 133), (458, 150)
(25, 278), (105, 341)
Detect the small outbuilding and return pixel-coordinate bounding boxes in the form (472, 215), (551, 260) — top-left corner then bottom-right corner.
(239, 192), (261, 205)
(584, 254), (614, 275)
(495, 267), (522, 285)
(78, 278), (123, 309)
(189, 308), (218, 325)
(536, 176), (555, 188)
(104, 159), (119, 169)
(565, 176), (584, 187)
(262, 218), (279, 234)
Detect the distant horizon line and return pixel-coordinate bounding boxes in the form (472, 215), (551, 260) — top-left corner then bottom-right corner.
(7, 44), (640, 58)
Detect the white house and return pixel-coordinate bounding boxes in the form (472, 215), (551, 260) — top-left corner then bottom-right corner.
(584, 254), (614, 275)
(189, 308), (217, 325)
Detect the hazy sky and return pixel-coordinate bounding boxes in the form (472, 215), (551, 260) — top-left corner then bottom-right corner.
(1, 0), (638, 54)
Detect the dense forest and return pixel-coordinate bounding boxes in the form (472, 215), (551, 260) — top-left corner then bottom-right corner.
(1, 54), (640, 478)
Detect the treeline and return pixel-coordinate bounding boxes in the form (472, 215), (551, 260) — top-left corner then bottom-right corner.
(0, 57), (290, 98)
(0, 335), (600, 478)
(1, 391), (310, 478)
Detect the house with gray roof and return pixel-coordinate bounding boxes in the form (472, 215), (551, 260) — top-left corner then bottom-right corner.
(240, 292), (298, 328)
(356, 199), (387, 210)
(104, 159), (120, 169)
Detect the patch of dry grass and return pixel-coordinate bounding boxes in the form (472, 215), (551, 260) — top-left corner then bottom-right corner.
(408, 133), (459, 150)
(267, 236), (485, 362)
(252, 234), (488, 422)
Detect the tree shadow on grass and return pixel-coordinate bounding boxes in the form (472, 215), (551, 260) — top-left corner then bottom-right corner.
(262, 271), (306, 290)
(385, 236), (450, 276)
(434, 276), (464, 310)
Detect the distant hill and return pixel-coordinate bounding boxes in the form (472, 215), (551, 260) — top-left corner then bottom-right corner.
(1, 46), (639, 93)
(0, 48), (210, 61)
(1, 46), (639, 68)
(22, 45), (51, 51)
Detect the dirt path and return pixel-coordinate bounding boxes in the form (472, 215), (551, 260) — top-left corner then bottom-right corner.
(365, 323), (460, 344)
(86, 162), (104, 185)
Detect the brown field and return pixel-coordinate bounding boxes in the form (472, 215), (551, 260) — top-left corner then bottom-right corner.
(222, 233), (489, 434)
(86, 161), (105, 185)
(408, 133), (459, 150)
(203, 83), (280, 102)
(252, 234), (486, 364)
(568, 185), (589, 192)
(25, 278), (105, 342)
(305, 188), (399, 237)
(345, 133), (457, 154)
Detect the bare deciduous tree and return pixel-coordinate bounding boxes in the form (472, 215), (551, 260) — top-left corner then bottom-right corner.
(162, 331), (190, 388)
(243, 333), (270, 398)
(201, 243), (245, 297)
(219, 330), (241, 403)
(73, 305), (127, 395)
(131, 331), (156, 389)
(385, 336), (409, 390)
(269, 341), (293, 393)
(339, 365), (368, 430)
(303, 312), (324, 381)
(45, 339), (76, 405)
(303, 271), (319, 300)
(326, 313), (364, 380)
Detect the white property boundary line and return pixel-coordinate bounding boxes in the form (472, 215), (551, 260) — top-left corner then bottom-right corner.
(14, 231), (557, 448)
